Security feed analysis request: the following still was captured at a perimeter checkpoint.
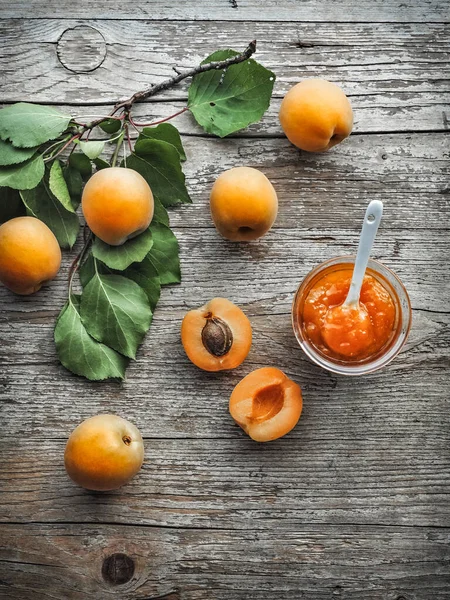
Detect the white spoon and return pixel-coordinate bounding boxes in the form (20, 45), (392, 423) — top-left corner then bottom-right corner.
(344, 199), (383, 306)
(321, 200), (383, 356)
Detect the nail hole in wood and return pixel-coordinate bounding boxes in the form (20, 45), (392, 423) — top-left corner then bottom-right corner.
(57, 25), (107, 74)
(102, 553), (135, 585)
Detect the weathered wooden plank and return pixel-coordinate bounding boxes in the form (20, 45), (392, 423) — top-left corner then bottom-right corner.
(0, 19), (448, 135)
(0, 306), (448, 441)
(0, 523), (449, 600)
(1, 133), (448, 234)
(14, 93), (449, 137)
(0, 426), (449, 528)
(0, 224), (448, 314)
(0, 0), (448, 22)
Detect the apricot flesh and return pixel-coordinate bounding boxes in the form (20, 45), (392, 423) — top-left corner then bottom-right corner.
(229, 367), (303, 442)
(279, 79), (353, 152)
(82, 167), (154, 245)
(210, 167), (278, 241)
(64, 414), (144, 491)
(181, 297), (252, 371)
(0, 216), (61, 295)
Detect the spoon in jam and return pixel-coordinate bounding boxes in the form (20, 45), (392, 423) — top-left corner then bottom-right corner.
(321, 200), (384, 358)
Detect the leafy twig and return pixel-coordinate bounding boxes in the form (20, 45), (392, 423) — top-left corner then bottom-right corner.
(113, 40), (256, 111)
(68, 229), (93, 295)
(44, 133), (80, 163)
(66, 41), (256, 140)
(129, 107), (189, 128)
(110, 131), (125, 167)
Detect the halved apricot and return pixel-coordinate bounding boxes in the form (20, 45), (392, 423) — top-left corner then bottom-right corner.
(229, 367), (303, 442)
(181, 297), (252, 371)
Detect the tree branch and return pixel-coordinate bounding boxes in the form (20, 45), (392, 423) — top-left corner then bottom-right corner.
(113, 40), (256, 112)
(72, 40), (257, 137)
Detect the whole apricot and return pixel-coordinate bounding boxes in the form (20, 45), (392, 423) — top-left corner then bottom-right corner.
(229, 367), (303, 442)
(181, 297), (252, 371)
(210, 167), (278, 241)
(0, 216), (61, 295)
(64, 414), (144, 491)
(82, 167), (154, 245)
(279, 79), (353, 152)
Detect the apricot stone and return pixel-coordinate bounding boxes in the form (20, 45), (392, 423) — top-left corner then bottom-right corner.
(181, 297), (252, 371)
(82, 167), (154, 245)
(229, 367), (303, 442)
(210, 167), (278, 241)
(279, 79), (353, 152)
(64, 414), (144, 491)
(0, 216), (61, 295)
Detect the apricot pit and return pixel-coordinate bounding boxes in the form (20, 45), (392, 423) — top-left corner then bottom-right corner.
(181, 297), (252, 371)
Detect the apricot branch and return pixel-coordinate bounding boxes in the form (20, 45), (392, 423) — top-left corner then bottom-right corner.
(114, 40), (257, 112)
(70, 40), (257, 138)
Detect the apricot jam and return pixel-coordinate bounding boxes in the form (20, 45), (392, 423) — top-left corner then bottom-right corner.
(301, 267), (396, 361)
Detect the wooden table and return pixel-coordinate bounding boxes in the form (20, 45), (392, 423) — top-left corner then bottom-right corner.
(1, 2), (449, 598)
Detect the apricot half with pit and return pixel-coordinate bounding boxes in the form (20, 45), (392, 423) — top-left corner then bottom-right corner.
(64, 414), (144, 491)
(181, 297), (252, 371)
(229, 367), (303, 442)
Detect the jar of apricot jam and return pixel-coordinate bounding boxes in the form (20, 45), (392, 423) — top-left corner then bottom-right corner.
(292, 256), (412, 375)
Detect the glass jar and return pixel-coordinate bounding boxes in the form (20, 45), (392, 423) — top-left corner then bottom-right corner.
(292, 256), (412, 375)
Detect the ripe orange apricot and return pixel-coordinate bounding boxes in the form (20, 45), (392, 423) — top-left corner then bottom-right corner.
(279, 79), (353, 152)
(64, 414), (144, 491)
(181, 297), (252, 371)
(82, 167), (154, 245)
(0, 216), (61, 295)
(210, 167), (278, 241)
(229, 367), (303, 442)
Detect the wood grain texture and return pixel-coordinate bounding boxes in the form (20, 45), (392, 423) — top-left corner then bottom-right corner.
(1, 3), (449, 599)
(0, 19), (448, 136)
(0, 523), (449, 599)
(1, 0), (449, 22)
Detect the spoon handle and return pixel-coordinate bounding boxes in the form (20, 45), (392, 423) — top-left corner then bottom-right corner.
(345, 200), (383, 305)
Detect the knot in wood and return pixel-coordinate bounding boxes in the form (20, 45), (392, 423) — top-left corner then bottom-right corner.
(102, 553), (135, 585)
(57, 25), (106, 74)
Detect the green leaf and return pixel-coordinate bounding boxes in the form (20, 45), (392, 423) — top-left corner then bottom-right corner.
(0, 187), (26, 223)
(93, 157), (110, 171)
(20, 180), (80, 249)
(80, 265), (152, 359)
(126, 138), (190, 207)
(152, 196), (170, 226)
(0, 103), (72, 148)
(92, 227), (154, 271)
(49, 160), (74, 213)
(99, 119), (121, 134)
(124, 255), (161, 311)
(80, 252), (160, 312)
(69, 151), (92, 179)
(141, 124), (186, 161)
(79, 253), (99, 288)
(0, 154), (45, 190)
(188, 50), (275, 137)
(0, 139), (38, 166)
(63, 164), (83, 209)
(148, 223), (181, 285)
(55, 295), (128, 381)
(79, 140), (105, 160)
